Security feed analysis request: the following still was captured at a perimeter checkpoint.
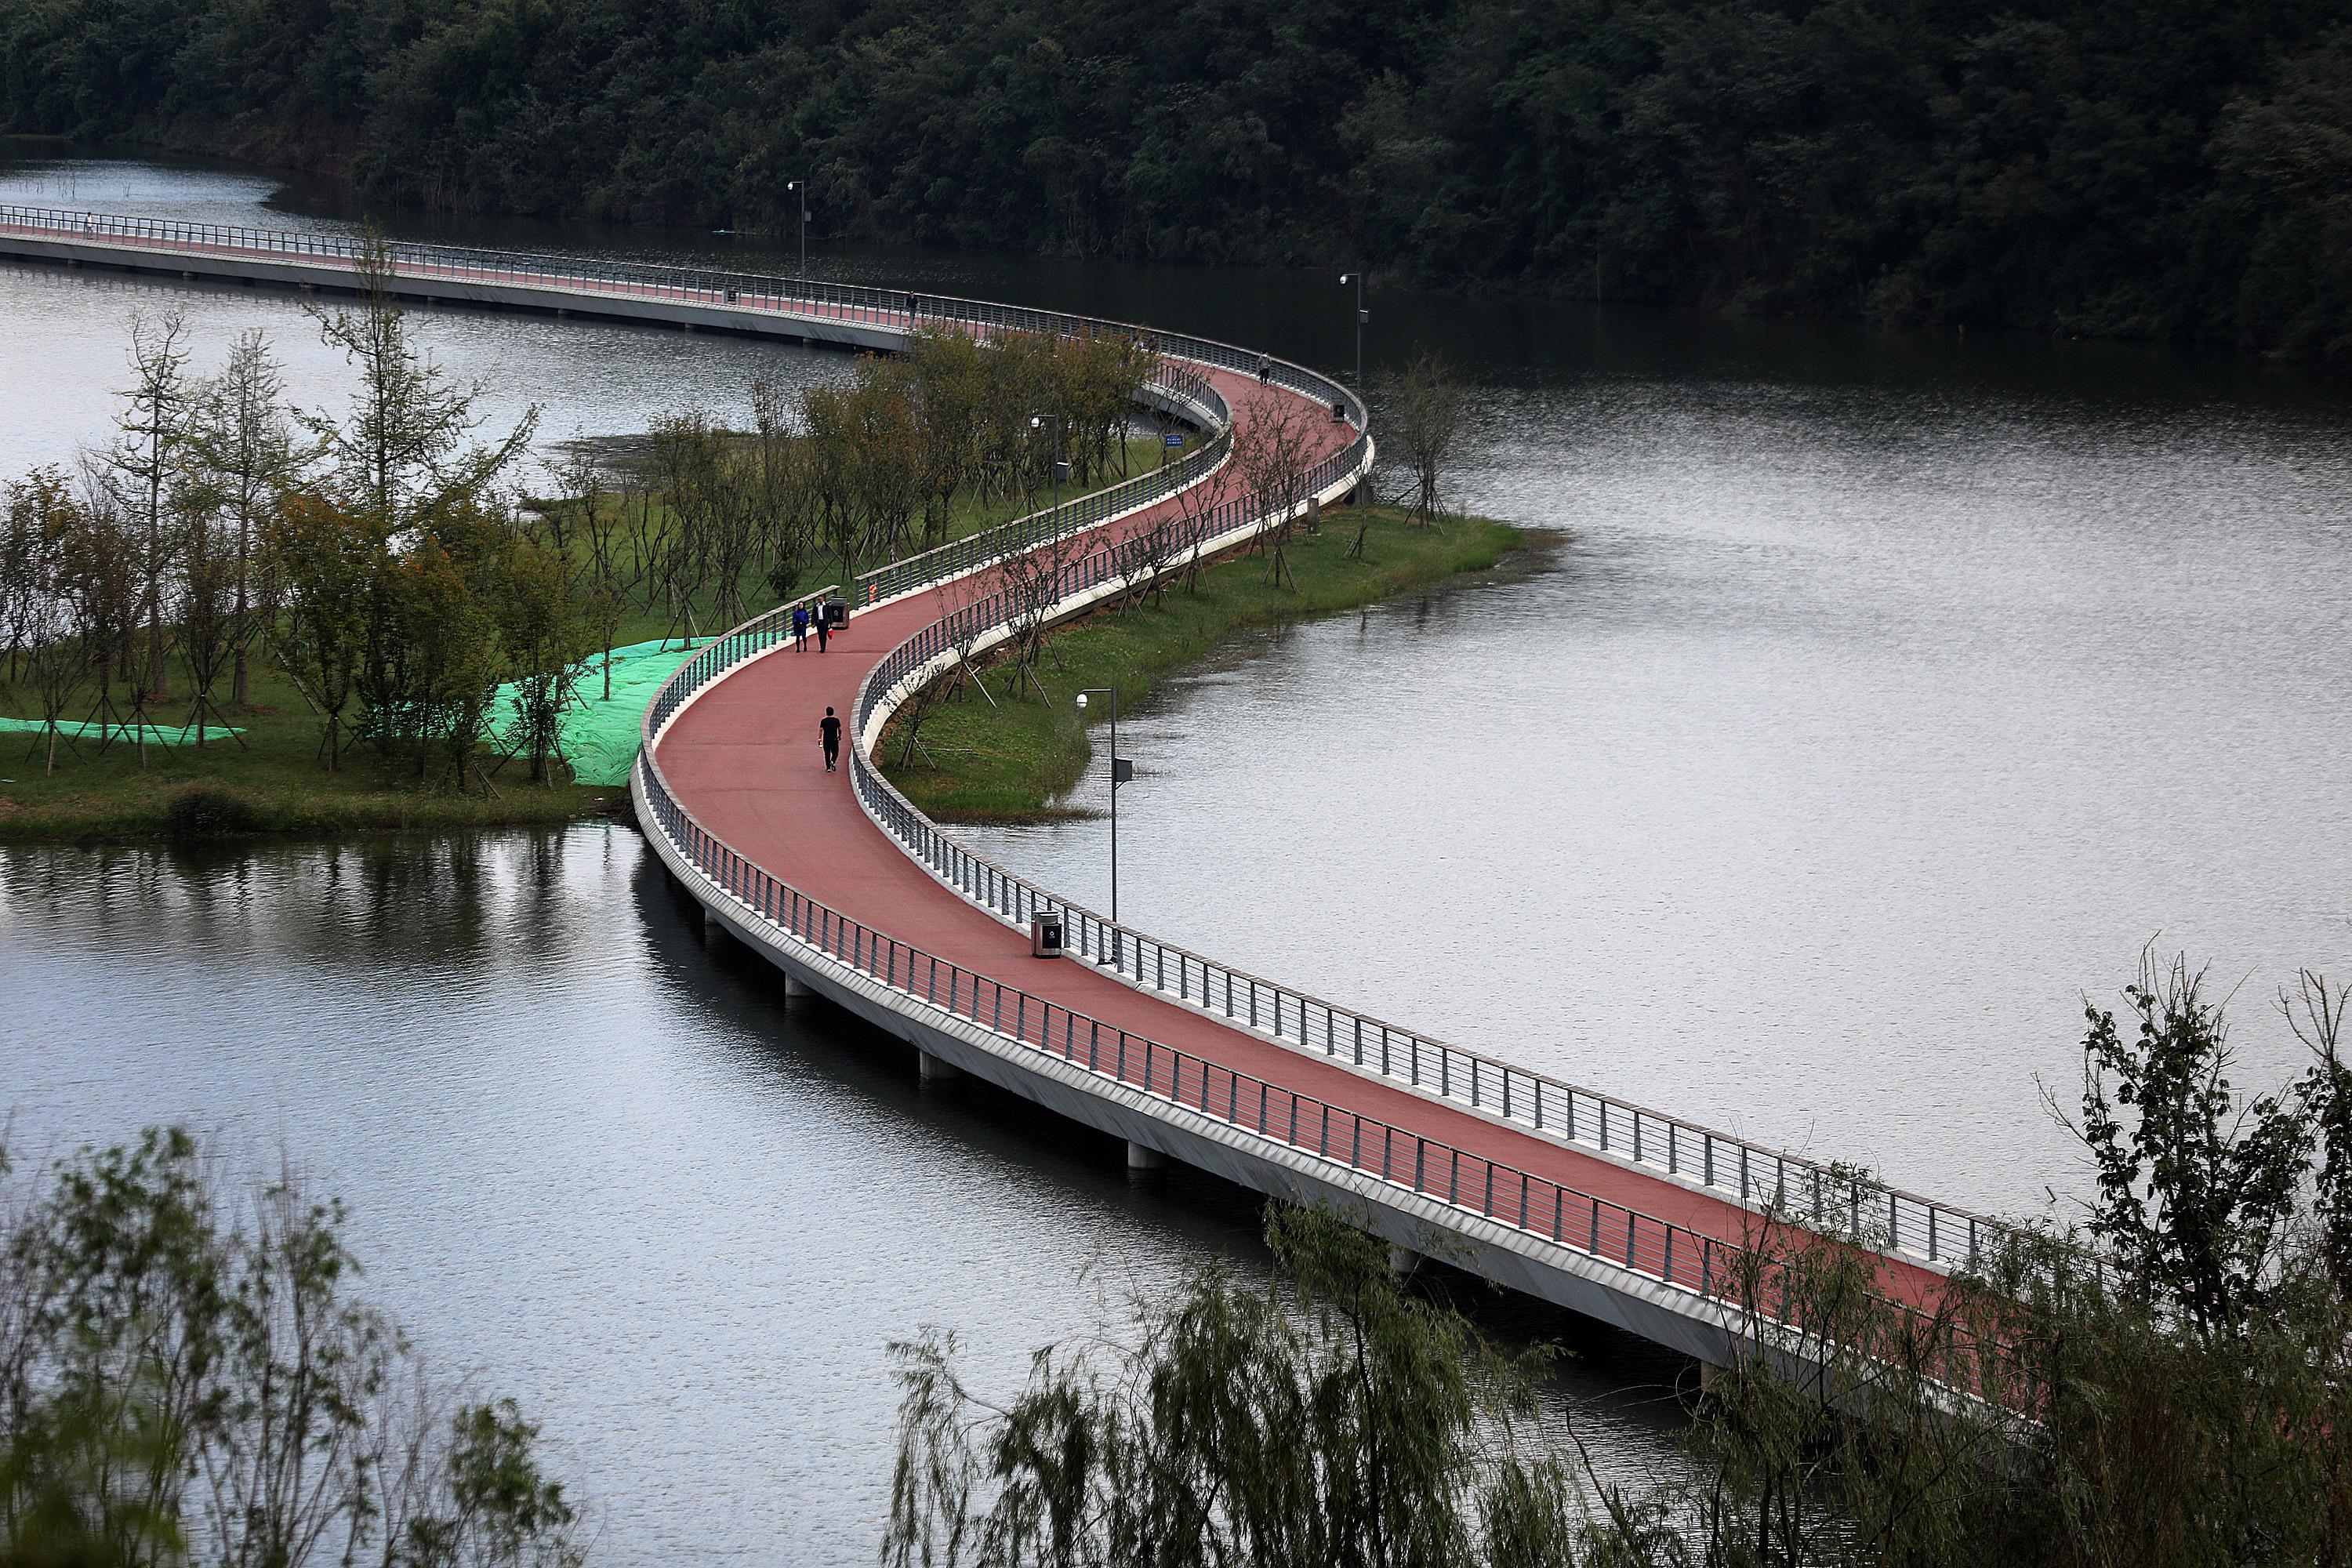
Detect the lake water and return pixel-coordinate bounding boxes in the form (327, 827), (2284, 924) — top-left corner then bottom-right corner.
(5, 147), (2349, 1561)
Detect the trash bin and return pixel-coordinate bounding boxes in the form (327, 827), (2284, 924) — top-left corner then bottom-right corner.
(826, 601), (848, 629)
(1031, 910), (1065, 957)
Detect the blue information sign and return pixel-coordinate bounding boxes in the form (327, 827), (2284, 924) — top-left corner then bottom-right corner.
(1163, 434), (1185, 448)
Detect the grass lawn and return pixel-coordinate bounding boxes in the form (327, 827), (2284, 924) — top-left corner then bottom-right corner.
(878, 506), (1526, 821)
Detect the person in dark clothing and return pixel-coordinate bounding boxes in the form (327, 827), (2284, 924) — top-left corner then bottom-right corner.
(820, 706), (841, 771)
(1257, 354), (1272, 384)
(792, 604), (808, 649)
(815, 611), (829, 652)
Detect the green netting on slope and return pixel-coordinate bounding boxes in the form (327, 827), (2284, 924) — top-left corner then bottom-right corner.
(0, 716), (244, 746)
(0, 641), (696, 781)
(491, 637), (706, 787)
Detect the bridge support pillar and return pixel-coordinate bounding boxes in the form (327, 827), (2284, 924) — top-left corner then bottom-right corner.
(782, 971), (815, 999)
(1387, 1244), (1423, 1279)
(701, 909), (731, 946)
(1125, 1141), (1167, 1172)
(917, 1051), (962, 1083)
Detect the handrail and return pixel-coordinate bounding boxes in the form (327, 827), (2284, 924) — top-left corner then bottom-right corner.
(634, 673), (2010, 1404)
(842, 515), (2013, 1278)
(604, 282), (2033, 1399)
(847, 360), (1232, 612)
(0, 204), (1370, 432)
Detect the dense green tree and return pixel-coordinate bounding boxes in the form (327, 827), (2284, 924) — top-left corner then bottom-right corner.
(7, 0), (2350, 358)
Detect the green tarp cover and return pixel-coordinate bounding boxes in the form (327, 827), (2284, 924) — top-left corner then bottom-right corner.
(493, 637), (705, 787)
(1, 639), (698, 782)
(0, 716), (244, 746)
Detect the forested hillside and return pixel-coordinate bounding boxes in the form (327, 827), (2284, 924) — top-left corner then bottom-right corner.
(5, 0), (2350, 358)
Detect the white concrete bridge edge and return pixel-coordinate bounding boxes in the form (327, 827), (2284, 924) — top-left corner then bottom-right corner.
(0, 230), (906, 350)
(633, 762), (1756, 1370)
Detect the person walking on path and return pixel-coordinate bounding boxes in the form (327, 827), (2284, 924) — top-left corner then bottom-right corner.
(815, 609), (829, 652)
(819, 706), (841, 771)
(792, 604), (809, 650)
(1257, 353), (1272, 385)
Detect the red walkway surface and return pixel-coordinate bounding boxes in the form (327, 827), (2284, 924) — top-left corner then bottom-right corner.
(656, 366), (1954, 1316)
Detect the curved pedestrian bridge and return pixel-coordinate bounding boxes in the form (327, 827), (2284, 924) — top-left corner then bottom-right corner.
(1, 205), (2024, 1392)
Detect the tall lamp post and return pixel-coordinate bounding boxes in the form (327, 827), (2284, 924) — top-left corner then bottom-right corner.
(1338, 270), (1368, 390)
(786, 180), (808, 278)
(1030, 414), (1069, 511)
(1073, 688), (1132, 964)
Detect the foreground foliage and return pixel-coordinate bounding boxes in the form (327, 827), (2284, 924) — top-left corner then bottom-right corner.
(892, 953), (2352, 1566)
(0, 1128), (583, 1567)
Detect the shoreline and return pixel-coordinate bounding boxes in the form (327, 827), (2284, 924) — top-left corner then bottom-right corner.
(0, 510), (1525, 846)
(880, 506), (1532, 824)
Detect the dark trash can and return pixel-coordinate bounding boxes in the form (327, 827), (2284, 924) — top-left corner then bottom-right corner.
(1031, 911), (1065, 957)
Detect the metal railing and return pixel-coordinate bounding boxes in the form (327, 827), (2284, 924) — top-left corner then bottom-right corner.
(848, 361), (1232, 611)
(0, 205), (1372, 441)
(0, 202), (915, 327)
(608, 293), (2037, 1399)
(637, 662), (2011, 1403)
(857, 726), (2008, 1269)
(835, 426), (2010, 1280)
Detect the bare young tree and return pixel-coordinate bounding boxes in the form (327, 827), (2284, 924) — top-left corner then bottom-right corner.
(935, 571), (999, 710)
(749, 376), (812, 601)
(996, 521), (1080, 702)
(187, 329), (298, 706)
(103, 311), (195, 702)
(551, 439), (627, 699)
(307, 229), (539, 540)
(1230, 389), (1316, 590)
(1377, 351), (1468, 535)
(1163, 440), (1241, 595)
(647, 410), (723, 642)
(1110, 506), (1185, 611)
(175, 504), (242, 747)
(9, 470), (85, 774)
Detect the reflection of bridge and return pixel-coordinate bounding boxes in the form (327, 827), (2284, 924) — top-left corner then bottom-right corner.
(5, 207), (2010, 1380)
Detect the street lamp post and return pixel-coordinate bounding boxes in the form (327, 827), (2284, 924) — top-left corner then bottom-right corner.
(1073, 688), (1132, 963)
(786, 180), (808, 278)
(1030, 414), (1069, 513)
(1338, 271), (1367, 390)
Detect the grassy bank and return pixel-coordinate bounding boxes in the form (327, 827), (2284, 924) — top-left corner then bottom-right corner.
(879, 506), (1526, 821)
(0, 440), (1165, 842)
(0, 652), (615, 842)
